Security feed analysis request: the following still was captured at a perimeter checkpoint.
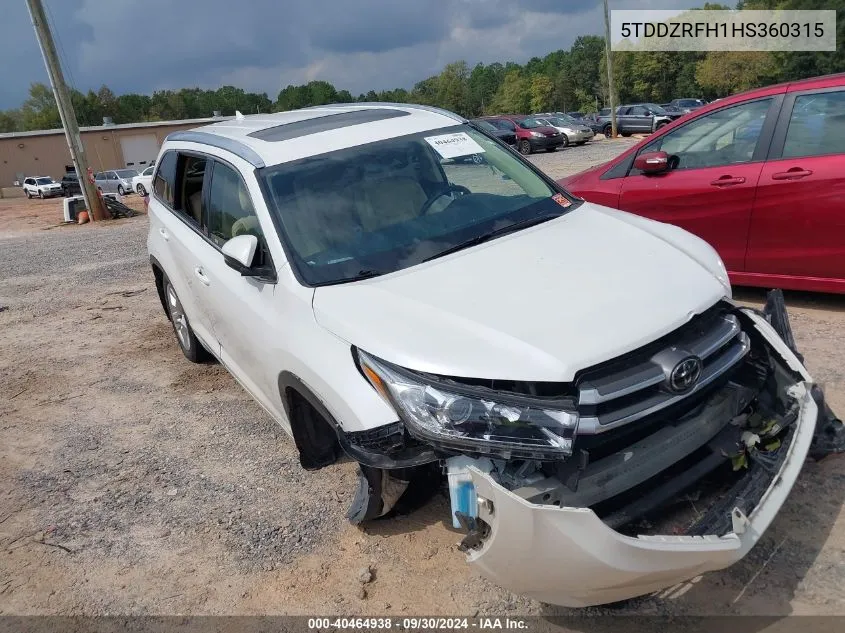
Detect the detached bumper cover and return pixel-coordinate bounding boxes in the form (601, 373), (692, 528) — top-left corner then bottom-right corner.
(465, 310), (819, 607)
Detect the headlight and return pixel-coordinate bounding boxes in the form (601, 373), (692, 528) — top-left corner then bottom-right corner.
(529, 131), (544, 138)
(357, 350), (578, 459)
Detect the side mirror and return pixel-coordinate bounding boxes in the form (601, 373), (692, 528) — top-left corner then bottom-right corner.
(221, 234), (258, 274)
(634, 151), (670, 174)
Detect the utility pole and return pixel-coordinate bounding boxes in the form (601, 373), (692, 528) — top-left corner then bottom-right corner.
(603, 0), (618, 138)
(26, 0), (106, 220)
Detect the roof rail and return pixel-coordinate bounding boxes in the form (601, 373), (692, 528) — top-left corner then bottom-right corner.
(164, 131), (265, 168)
(302, 102), (467, 124)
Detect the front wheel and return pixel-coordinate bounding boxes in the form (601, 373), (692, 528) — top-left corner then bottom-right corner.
(603, 125), (613, 138)
(518, 139), (532, 155)
(26, 190), (32, 199)
(656, 122), (668, 131)
(118, 185), (126, 196)
(164, 280), (210, 363)
(136, 184), (147, 196)
(38, 190), (44, 199)
(560, 134), (569, 148)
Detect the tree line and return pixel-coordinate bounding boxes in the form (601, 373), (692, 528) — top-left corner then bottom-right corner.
(1, 0), (841, 134)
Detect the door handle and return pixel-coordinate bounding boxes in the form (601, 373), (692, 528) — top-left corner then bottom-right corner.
(194, 267), (210, 286)
(710, 176), (746, 187)
(772, 168), (813, 180)
(158, 227), (170, 241)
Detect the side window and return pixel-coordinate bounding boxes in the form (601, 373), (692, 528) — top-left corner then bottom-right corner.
(499, 119), (516, 131)
(630, 106), (647, 116)
(108, 172), (118, 180)
(175, 155), (208, 226)
(206, 161), (264, 247)
(153, 151), (177, 207)
(782, 90), (845, 159)
(642, 98), (772, 170)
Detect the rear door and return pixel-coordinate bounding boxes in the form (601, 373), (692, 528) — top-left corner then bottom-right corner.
(745, 86), (845, 285)
(616, 96), (781, 272)
(149, 151), (218, 351)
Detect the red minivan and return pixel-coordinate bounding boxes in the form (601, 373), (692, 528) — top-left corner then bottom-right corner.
(481, 115), (564, 155)
(561, 73), (845, 294)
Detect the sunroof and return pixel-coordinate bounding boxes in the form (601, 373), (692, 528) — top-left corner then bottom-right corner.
(248, 108), (410, 142)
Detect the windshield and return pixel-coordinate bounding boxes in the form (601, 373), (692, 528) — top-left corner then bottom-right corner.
(644, 103), (668, 115)
(517, 118), (544, 129)
(117, 169), (139, 179)
(474, 120), (498, 133)
(35, 178), (54, 185)
(260, 125), (575, 285)
(548, 116), (577, 127)
(677, 99), (703, 107)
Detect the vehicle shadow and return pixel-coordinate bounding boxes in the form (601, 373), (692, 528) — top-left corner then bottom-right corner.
(732, 286), (845, 314)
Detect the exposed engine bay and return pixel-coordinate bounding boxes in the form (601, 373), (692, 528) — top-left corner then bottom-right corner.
(340, 291), (844, 606)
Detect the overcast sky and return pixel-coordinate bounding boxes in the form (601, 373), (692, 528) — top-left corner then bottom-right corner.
(1, 0), (703, 110)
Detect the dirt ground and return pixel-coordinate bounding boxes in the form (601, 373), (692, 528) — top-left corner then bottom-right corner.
(2, 148), (844, 624)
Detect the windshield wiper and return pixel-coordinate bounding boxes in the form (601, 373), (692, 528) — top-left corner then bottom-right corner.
(422, 213), (562, 263)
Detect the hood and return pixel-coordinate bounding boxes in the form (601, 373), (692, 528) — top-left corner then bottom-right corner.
(536, 126), (560, 136)
(313, 202), (727, 382)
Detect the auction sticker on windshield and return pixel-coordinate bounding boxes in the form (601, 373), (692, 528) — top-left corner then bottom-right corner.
(425, 132), (486, 159)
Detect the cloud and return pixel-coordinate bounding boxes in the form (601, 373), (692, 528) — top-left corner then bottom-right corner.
(0, 0), (704, 109)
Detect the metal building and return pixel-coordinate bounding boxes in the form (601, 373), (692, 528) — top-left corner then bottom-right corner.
(0, 115), (232, 187)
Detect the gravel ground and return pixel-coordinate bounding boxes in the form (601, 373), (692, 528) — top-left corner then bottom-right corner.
(1, 142), (844, 620)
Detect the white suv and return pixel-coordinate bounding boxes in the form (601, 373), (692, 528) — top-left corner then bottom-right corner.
(147, 104), (838, 607)
(22, 176), (63, 198)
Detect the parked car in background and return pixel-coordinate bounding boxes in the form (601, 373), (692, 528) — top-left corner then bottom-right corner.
(668, 98), (708, 113)
(95, 169), (140, 195)
(481, 115), (564, 155)
(60, 172), (82, 197)
(560, 72), (845, 294)
(566, 111), (586, 120)
(532, 114), (594, 146)
(22, 176), (63, 199)
(132, 165), (155, 196)
(147, 102), (837, 608)
(595, 103), (683, 137)
(573, 112), (605, 134)
(471, 118), (516, 146)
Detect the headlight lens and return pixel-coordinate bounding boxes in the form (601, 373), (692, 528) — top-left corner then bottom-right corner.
(529, 131), (544, 138)
(357, 350), (578, 459)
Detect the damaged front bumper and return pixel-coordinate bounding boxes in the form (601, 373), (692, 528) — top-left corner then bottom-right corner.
(460, 308), (820, 607)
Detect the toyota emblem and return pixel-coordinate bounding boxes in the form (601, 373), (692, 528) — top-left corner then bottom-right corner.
(669, 356), (702, 393)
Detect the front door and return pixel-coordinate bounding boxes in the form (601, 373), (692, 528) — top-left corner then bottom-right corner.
(617, 97), (779, 272)
(199, 159), (285, 423)
(746, 87), (845, 285)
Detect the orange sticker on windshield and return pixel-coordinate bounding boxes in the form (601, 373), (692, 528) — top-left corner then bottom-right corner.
(552, 193), (572, 208)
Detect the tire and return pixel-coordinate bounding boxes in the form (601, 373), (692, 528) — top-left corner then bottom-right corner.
(576, 141), (586, 146)
(163, 279), (211, 363)
(518, 139), (532, 155)
(603, 125), (613, 138)
(26, 190), (32, 199)
(136, 184), (147, 196)
(560, 134), (569, 148)
(621, 132), (631, 137)
(38, 190), (44, 199)
(656, 122), (668, 131)
(118, 185), (126, 196)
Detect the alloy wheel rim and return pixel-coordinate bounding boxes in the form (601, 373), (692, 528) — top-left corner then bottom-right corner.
(167, 286), (191, 351)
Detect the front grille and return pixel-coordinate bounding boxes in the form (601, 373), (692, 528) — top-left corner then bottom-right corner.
(575, 308), (749, 434)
